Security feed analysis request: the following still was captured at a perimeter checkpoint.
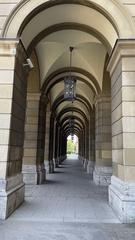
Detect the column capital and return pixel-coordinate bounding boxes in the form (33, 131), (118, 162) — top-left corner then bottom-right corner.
(0, 39), (19, 56)
(94, 94), (111, 105)
(27, 92), (41, 101)
(107, 39), (135, 76)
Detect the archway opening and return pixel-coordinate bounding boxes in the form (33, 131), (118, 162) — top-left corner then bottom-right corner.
(67, 134), (79, 158)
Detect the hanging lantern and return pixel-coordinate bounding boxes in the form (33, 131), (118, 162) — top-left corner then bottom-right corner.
(71, 135), (74, 141)
(70, 127), (74, 137)
(69, 118), (74, 128)
(64, 76), (76, 101)
(64, 47), (76, 101)
(69, 118), (74, 138)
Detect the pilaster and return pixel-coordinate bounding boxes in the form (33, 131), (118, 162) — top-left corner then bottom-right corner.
(0, 40), (27, 219)
(93, 95), (112, 186)
(22, 93), (42, 184)
(44, 109), (51, 173)
(107, 39), (135, 223)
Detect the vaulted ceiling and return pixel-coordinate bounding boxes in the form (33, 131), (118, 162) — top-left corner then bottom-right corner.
(6, 0), (131, 136)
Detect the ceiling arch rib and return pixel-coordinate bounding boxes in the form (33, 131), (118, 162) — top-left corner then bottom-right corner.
(28, 23), (111, 55)
(56, 101), (89, 120)
(51, 94), (91, 113)
(60, 116), (85, 130)
(64, 126), (81, 134)
(57, 107), (89, 123)
(63, 122), (82, 133)
(62, 118), (83, 128)
(37, 42), (107, 88)
(62, 118), (83, 129)
(17, 3), (118, 50)
(59, 111), (87, 126)
(48, 79), (95, 111)
(42, 67), (101, 95)
(45, 75), (97, 96)
(3, 0), (134, 40)
(66, 129), (80, 137)
(65, 125), (80, 133)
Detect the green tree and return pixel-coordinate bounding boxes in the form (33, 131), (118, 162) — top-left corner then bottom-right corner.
(67, 139), (75, 154)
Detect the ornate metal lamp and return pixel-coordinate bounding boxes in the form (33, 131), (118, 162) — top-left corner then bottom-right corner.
(69, 118), (74, 128)
(70, 124), (74, 139)
(64, 47), (76, 101)
(69, 108), (74, 138)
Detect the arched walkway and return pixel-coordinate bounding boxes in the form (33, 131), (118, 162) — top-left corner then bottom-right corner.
(6, 156), (118, 223)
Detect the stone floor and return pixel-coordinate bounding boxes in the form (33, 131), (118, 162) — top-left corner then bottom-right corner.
(0, 156), (135, 239)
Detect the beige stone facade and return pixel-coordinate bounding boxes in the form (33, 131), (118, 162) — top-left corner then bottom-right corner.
(0, 0), (135, 223)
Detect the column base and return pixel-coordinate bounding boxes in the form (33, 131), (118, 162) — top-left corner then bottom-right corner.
(49, 161), (54, 173)
(87, 160), (95, 174)
(0, 174), (24, 220)
(37, 163), (46, 184)
(22, 164), (46, 185)
(79, 156), (84, 162)
(93, 166), (112, 186)
(22, 165), (38, 184)
(61, 155), (66, 162)
(83, 159), (88, 170)
(44, 160), (50, 174)
(109, 176), (135, 223)
(59, 156), (65, 164)
(55, 158), (59, 168)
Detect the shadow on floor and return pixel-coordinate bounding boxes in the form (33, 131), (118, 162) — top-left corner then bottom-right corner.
(52, 171), (65, 174)
(45, 179), (62, 184)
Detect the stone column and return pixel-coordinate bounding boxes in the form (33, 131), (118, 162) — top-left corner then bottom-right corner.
(48, 115), (55, 173)
(44, 108), (51, 173)
(87, 109), (95, 174)
(0, 40), (27, 219)
(61, 133), (67, 162)
(54, 123), (59, 167)
(52, 120), (56, 167)
(36, 95), (47, 184)
(58, 128), (62, 164)
(93, 95), (112, 186)
(107, 40), (135, 223)
(22, 93), (40, 184)
(83, 124), (89, 170)
(80, 130), (85, 163)
(78, 132), (81, 159)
